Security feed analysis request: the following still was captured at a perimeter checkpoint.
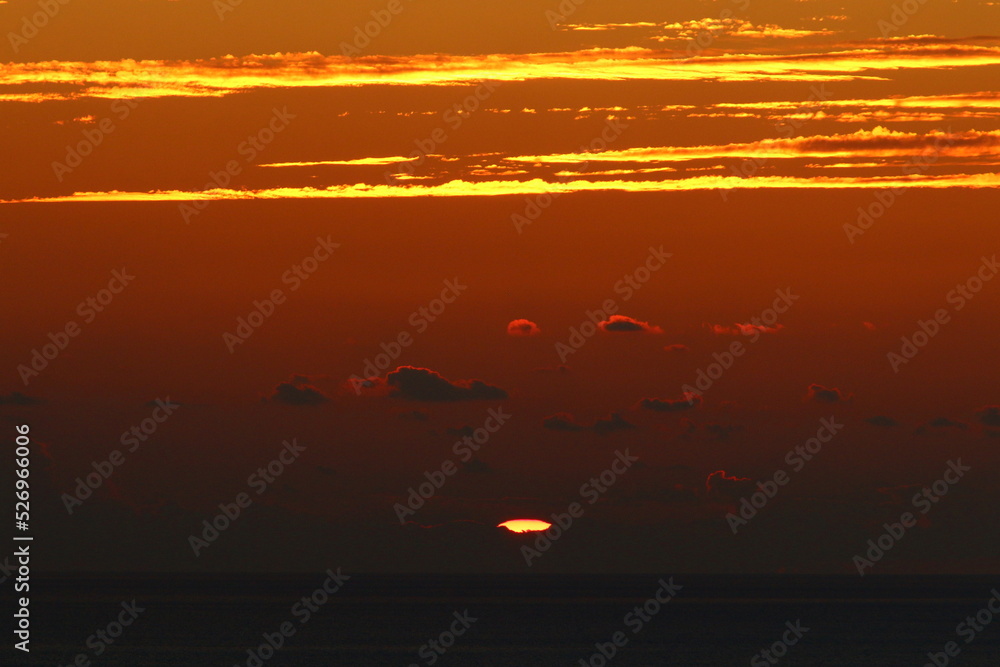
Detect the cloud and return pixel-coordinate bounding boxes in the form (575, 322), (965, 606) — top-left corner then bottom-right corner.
(599, 315), (663, 334)
(11, 44), (1000, 104)
(10, 172), (1000, 206)
(866, 415), (900, 427)
(542, 411), (635, 434)
(593, 413), (636, 435)
(542, 413), (588, 431)
(0, 392), (43, 406)
(387, 366), (507, 402)
(639, 393), (701, 412)
(507, 319), (541, 336)
(663, 344), (690, 353)
(706, 470), (755, 499)
(267, 376), (330, 405)
(398, 410), (429, 422)
(710, 323), (784, 335)
(508, 127), (1000, 165)
(928, 417), (968, 430)
(976, 405), (1000, 427)
(806, 383), (853, 403)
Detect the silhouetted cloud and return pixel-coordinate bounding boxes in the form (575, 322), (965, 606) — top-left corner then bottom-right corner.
(542, 413), (588, 431)
(639, 393), (701, 412)
(806, 383), (852, 403)
(594, 412), (636, 434)
(599, 315), (663, 334)
(387, 366), (507, 402)
(706, 470), (755, 499)
(976, 405), (1000, 427)
(866, 415), (900, 427)
(268, 376), (330, 405)
(0, 392), (43, 406)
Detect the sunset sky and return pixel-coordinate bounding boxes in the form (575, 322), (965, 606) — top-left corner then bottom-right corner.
(2, 0), (999, 575)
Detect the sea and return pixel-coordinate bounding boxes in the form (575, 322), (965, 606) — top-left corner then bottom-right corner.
(13, 574), (1000, 666)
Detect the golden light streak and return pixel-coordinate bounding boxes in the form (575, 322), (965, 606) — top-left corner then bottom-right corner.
(259, 157), (414, 167)
(6, 172), (999, 205)
(506, 128), (1000, 164)
(4, 45), (1000, 102)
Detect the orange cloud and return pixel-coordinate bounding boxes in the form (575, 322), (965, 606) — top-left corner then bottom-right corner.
(5, 44), (1000, 102)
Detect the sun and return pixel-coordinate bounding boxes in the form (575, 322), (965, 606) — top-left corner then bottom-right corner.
(497, 519), (552, 533)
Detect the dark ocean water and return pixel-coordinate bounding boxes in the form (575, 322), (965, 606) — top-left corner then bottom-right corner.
(12, 575), (1000, 666)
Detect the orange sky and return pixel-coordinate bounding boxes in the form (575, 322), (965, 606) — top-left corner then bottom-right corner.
(1, 0), (998, 574)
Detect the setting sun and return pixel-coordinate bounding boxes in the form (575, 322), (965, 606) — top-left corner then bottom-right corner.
(498, 519), (553, 533)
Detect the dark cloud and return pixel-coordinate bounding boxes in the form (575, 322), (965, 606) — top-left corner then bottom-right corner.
(706, 470), (755, 499)
(976, 405), (1000, 427)
(398, 410), (429, 422)
(806, 383), (852, 403)
(0, 392), (43, 406)
(929, 417), (968, 430)
(268, 375), (330, 405)
(447, 425), (475, 438)
(387, 366), (507, 402)
(866, 415), (900, 427)
(663, 344), (690, 353)
(542, 412), (588, 431)
(507, 319), (541, 336)
(599, 315), (663, 334)
(593, 412), (635, 435)
(639, 393), (701, 412)
(542, 411), (635, 434)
